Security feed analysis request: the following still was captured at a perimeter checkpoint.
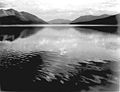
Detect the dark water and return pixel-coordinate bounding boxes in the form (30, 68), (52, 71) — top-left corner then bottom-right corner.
(0, 26), (120, 92)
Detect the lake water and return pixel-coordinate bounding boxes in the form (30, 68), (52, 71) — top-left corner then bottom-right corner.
(0, 26), (120, 92)
(1, 26), (120, 60)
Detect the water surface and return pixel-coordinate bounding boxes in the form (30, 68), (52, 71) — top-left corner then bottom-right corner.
(0, 26), (120, 92)
(1, 26), (119, 61)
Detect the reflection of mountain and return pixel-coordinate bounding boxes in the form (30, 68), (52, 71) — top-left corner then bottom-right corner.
(0, 27), (43, 41)
(71, 14), (120, 25)
(0, 9), (47, 24)
(48, 19), (71, 24)
(74, 26), (118, 34)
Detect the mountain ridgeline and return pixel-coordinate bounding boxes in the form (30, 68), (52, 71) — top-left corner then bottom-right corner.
(0, 9), (47, 24)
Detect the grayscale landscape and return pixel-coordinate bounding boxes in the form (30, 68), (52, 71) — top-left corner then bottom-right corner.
(0, 0), (120, 92)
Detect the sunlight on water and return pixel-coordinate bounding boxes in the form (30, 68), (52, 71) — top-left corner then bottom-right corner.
(1, 27), (119, 61)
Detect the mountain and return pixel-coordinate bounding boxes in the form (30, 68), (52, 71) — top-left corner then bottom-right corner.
(71, 14), (120, 25)
(48, 19), (71, 24)
(0, 9), (47, 24)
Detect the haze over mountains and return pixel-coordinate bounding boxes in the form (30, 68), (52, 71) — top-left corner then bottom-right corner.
(48, 19), (71, 24)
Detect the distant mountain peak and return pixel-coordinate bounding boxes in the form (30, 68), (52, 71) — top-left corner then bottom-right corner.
(48, 19), (71, 24)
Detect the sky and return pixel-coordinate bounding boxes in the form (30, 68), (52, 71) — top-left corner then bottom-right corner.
(0, 0), (120, 21)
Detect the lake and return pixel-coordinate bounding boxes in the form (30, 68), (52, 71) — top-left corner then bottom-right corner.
(0, 26), (120, 92)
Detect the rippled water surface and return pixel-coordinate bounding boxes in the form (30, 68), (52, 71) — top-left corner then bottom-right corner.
(0, 26), (120, 92)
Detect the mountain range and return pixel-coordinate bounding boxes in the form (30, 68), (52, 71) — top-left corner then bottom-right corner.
(0, 9), (47, 24)
(0, 9), (120, 25)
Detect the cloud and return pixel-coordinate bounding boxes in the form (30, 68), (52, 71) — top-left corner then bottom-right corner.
(0, 2), (7, 8)
(4, 0), (111, 11)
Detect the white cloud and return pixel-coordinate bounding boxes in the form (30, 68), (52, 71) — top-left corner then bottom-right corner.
(3, 0), (119, 11)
